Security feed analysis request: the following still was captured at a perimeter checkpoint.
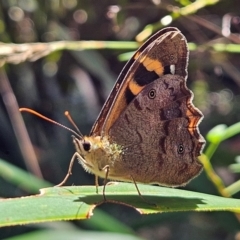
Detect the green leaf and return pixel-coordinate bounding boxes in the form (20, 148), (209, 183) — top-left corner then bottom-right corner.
(205, 123), (240, 159)
(221, 121), (240, 141)
(206, 124), (227, 143)
(1, 183), (240, 227)
(0, 158), (52, 193)
(229, 163), (240, 173)
(206, 122), (240, 143)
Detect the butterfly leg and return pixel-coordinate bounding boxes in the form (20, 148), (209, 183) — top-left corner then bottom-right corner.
(101, 165), (110, 201)
(95, 175), (99, 194)
(131, 176), (157, 206)
(55, 152), (84, 187)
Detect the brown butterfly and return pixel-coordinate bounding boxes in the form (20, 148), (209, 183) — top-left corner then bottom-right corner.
(58, 27), (205, 189)
(21, 27), (205, 196)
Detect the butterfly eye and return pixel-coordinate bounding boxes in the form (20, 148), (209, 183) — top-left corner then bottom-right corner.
(148, 89), (156, 99)
(83, 141), (91, 151)
(178, 144), (184, 154)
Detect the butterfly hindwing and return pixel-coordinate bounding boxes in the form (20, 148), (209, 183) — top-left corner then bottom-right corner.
(108, 74), (204, 185)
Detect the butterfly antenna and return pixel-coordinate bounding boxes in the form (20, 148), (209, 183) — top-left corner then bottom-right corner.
(64, 111), (83, 138)
(19, 108), (82, 139)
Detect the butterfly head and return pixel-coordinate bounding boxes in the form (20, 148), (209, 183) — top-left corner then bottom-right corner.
(72, 135), (123, 178)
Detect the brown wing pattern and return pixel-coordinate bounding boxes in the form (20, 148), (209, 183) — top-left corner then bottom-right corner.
(108, 74), (205, 186)
(90, 27), (188, 136)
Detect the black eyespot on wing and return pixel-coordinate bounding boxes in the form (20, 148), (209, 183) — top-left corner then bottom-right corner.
(148, 89), (156, 99)
(178, 144), (184, 154)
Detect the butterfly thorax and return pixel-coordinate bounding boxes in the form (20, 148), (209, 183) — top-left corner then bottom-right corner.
(73, 135), (123, 179)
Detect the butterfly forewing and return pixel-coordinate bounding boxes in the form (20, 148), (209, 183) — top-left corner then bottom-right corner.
(90, 28), (189, 137)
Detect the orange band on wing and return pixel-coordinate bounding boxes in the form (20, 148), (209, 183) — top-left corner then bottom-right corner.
(186, 105), (202, 136)
(141, 56), (164, 75)
(128, 79), (145, 95)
